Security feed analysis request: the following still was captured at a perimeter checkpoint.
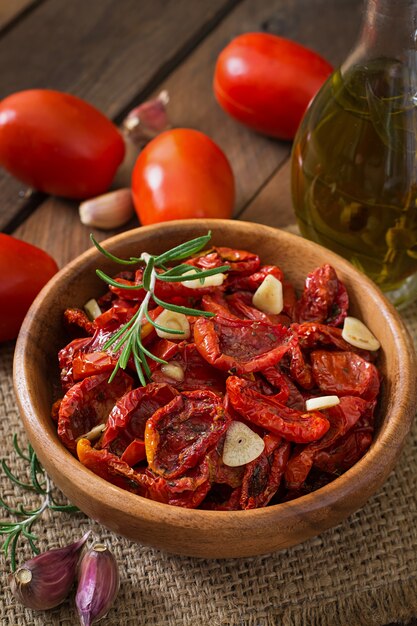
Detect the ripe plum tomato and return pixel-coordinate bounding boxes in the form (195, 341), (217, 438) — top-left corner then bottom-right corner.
(0, 90), (125, 198)
(0, 234), (58, 342)
(213, 33), (333, 140)
(131, 129), (235, 225)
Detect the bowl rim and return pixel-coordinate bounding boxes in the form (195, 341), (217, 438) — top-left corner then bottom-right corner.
(13, 219), (417, 532)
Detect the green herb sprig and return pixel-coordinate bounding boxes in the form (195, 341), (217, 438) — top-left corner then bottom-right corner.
(92, 232), (229, 385)
(0, 435), (79, 571)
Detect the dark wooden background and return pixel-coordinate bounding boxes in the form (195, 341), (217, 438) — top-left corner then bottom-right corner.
(1, 0), (362, 265)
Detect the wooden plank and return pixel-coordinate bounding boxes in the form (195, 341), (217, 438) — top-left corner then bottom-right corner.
(14, 0), (362, 266)
(0, 0), (39, 32)
(0, 0), (239, 231)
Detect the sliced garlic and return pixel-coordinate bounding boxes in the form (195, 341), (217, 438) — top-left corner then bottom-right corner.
(84, 298), (102, 321)
(252, 274), (284, 314)
(342, 316), (381, 351)
(180, 268), (226, 289)
(154, 309), (190, 339)
(76, 423), (106, 442)
(160, 362), (185, 382)
(305, 396), (340, 411)
(222, 422), (265, 467)
(79, 188), (134, 230)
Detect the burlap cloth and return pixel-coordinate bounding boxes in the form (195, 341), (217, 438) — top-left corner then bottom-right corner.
(1, 306), (417, 626)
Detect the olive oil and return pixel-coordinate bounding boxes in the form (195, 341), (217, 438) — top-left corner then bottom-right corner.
(292, 59), (417, 304)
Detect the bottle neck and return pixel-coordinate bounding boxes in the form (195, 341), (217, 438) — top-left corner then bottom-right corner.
(356, 0), (417, 59)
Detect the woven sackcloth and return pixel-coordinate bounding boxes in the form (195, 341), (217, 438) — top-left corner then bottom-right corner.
(1, 304), (417, 626)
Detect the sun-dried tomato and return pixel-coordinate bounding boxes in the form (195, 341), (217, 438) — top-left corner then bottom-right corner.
(293, 322), (373, 360)
(151, 342), (227, 394)
(77, 438), (147, 495)
(240, 435), (290, 509)
(58, 336), (92, 391)
(63, 308), (97, 337)
(205, 439), (245, 488)
(57, 371), (132, 452)
(226, 376), (329, 443)
(120, 438), (147, 466)
(226, 291), (292, 326)
(226, 264), (283, 292)
(194, 316), (290, 374)
(201, 292), (240, 319)
(144, 458), (211, 508)
(284, 396), (370, 489)
(296, 264), (348, 327)
(311, 350), (380, 400)
(262, 367), (305, 410)
(72, 351), (117, 380)
(188, 246), (260, 275)
(101, 382), (178, 457)
(145, 390), (229, 479)
(313, 427), (373, 474)
(286, 340), (315, 389)
(201, 485), (242, 510)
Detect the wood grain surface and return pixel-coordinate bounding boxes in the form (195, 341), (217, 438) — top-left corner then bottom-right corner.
(11, 0), (363, 267)
(0, 0), (240, 231)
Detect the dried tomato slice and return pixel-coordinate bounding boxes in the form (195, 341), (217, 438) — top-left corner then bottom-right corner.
(201, 485), (242, 510)
(77, 438), (147, 495)
(296, 264), (348, 327)
(226, 265), (284, 292)
(313, 427), (373, 474)
(144, 459), (211, 508)
(287, 340), (315, 389)
(201, 292), (241, 319)
(311, 350), (380, 400)
(194, 316), (290, 374)
(63, 308), (96, 337)
(262, 367), (305, 410)
(293, 322), (373, 360)
(151, 343), (227, 394)
(188, 246), (260, 275)
(227, 291), (292, 326)
(100, 382), (179, 457)
(240, 435), (291, 509)
(120, 439), (147, 466)
(72, 351), (117, 380)
(57, 371), (133, 452)
(58, 336), (92, 391)
(205, 439), (245, 488)
(226, 376), (329, 443)
(284, 396), (370, 489)
(145, 390), (229, 479)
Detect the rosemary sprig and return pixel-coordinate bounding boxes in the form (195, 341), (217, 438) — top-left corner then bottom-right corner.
(1, 435), (79, 571)
(91, 232), (229, 384)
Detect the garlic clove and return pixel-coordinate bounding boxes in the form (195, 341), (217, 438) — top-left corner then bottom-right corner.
(222, 422), (265, 467)
(160, 362), (185, 382)
(76, 543), (119, 626)
(252, 274), (284, 314)
(79, 188), (134, 230)
(180, 268), (226, 289)
(154, 309), (190, 339)
(84, 298), (102, 321)
(9, 532), (90, 610)
(305, 395), (340, 411)
(122, 90), (170, 149)
(342, 316), (381, 351)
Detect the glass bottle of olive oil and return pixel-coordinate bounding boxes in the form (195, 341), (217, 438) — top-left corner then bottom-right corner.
(292, 0), (417, 307)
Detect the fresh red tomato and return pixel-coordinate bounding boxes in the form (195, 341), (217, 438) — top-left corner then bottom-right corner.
(131, 129), (235, 225)
(0, 90), (125, 198)
(0, 234), (59, 342)
(213, 33), (333, 140)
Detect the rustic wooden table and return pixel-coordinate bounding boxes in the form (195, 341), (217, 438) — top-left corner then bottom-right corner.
(0, 0), (363, 262)
(3, 1), (414, 625)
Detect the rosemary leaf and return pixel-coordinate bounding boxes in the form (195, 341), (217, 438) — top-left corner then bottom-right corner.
(157, 264), (230, 282)
(90, 234), (142, 265)
(96, 269), (144, 290)
(154, 233), (212, 265)
(153, 294), (215, 317)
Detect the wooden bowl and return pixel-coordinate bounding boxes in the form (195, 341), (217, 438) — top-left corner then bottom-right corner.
(13, 220), (417, 558)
